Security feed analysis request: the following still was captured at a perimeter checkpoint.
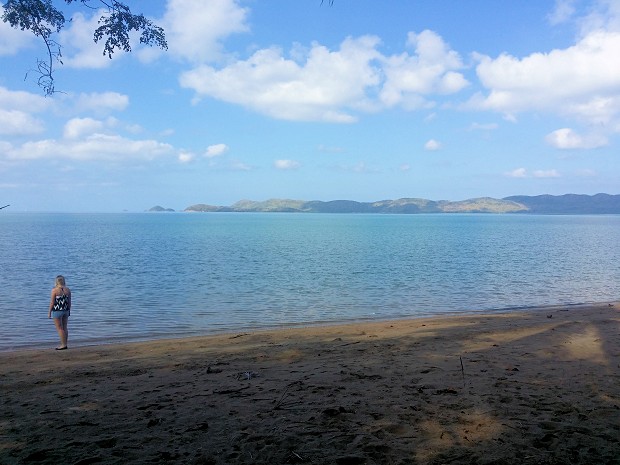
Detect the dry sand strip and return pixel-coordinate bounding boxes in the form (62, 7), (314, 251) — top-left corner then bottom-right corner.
(1, 303), (619, 465)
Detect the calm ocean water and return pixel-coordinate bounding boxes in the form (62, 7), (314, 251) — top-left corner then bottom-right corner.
(1, 212), (619, 351)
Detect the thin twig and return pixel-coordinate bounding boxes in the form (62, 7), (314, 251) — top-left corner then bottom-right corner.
(339, 341), (361, 347)
(274, 381), (303, 410)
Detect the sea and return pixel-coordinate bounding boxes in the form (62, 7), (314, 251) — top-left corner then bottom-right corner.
(1, 212), (619, 351)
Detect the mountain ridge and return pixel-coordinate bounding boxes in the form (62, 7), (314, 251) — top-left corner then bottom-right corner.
(183, 193), (620, 214)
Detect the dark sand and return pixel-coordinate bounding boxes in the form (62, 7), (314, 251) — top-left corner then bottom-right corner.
(1, 303), (619, 464)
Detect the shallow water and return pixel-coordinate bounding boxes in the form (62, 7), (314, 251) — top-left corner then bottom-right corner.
(1, 212), (619, 350)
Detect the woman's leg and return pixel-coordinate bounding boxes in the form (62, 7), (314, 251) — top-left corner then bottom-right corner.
(53, 316), (68, 348)
(61, 314), (69, 347)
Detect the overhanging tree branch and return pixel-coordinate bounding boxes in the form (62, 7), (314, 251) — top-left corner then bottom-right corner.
(2, 0), (65, 95)
(90, 1), (167, 58)
(1, 0), (167, 95)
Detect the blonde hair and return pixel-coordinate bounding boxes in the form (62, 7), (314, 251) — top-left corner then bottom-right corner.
(55, 275), (66, 287)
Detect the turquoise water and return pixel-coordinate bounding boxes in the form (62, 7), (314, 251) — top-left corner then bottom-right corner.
(1, 212), (619, 350)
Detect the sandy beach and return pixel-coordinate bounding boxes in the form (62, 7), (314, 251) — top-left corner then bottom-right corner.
(1, 303), (619, 465)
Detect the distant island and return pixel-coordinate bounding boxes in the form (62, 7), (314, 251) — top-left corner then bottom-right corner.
(148, 205), (175, 212)
(183, 193), (620, 215)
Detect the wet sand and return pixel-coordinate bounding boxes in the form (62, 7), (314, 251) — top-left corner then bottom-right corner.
(1, 303), (619, 465)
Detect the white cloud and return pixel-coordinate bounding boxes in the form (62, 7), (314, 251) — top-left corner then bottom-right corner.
(4, 134), (174, 162)
(0, 88), (49, 135)
(74, 92), (129, 113)
(578, 0), (620, 37)
(504, 168), (561, 178)
(0, 86), (184, 165)
(63, 118), (106, 139)
(545, 128), (608, 149)
(62, 117), (138, 140)
(0, 110), (45, 136)
(180, 36), (382, 122)
(563, 95), (620, 126)
(204, 143), (229, 158)
(533, 169), (561, 178)
(548, 0), (577, 25)
(124, 123), (143, 134)
(471, 29), (620, 127)
(0, 86), (50, 112)
(274, 159), (300, 170)
(180, 30), (467, 122)
(424, 139), (442, 151)
(505, 168), (528, 178)
(380, 30), (468, 108)
(230, 160), (252, 171)
(160, 0), (249, 63)
(178, 151), (195, 163)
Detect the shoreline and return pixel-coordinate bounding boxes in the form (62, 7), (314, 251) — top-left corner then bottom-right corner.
(1, 302), (619, 464)
(3, 301), (614, 354)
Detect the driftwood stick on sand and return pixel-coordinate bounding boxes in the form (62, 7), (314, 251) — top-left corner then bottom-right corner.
(274, 380), (304, 410)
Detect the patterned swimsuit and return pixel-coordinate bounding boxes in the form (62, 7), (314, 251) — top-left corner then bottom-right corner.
(53, 291), (70, 314)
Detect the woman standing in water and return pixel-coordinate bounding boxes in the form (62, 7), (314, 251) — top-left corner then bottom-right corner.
(48, 275), (71, 350)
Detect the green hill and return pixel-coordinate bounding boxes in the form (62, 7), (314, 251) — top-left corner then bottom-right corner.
(504, 193), (620, 214)
(185, 197), (527, 213)
(183, 194), (619, 214)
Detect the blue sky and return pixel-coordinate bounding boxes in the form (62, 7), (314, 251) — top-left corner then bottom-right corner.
(1, 0), (619, 212)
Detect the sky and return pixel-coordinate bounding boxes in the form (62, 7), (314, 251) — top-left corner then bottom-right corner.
(0, 0), (619, 212)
